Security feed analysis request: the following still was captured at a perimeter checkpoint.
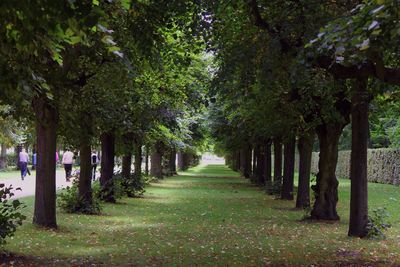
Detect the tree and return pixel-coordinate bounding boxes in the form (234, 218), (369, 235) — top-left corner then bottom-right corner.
(309, 0), (400, 237)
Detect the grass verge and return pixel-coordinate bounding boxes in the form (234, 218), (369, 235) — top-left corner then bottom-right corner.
(2, 164), (400, 266)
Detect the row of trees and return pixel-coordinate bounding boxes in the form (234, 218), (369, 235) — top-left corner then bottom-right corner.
(0, 1), (209, 228)
(207, 0), (400, 238)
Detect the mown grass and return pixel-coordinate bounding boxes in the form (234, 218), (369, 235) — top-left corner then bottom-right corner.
(0, 170), (25, 180)
(2, 164), (400, 266)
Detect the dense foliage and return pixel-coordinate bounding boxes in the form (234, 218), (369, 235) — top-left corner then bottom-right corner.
(0, 184), (26, 246)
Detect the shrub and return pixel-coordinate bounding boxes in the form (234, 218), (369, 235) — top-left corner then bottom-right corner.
(98, 176), (124, 202)
(57, 180), (102, 215)
(0, 184), (26, 247)
(366, 207), (391, 240)
(116, 172), (148, 198)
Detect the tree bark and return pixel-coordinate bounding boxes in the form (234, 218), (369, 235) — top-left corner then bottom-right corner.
(240, 145), (251, 178)
(225, 153), (232, 168)
(264, 142), (272, 183)
(178, 151), (190, 171)
(233, 151), (241, 172)
(348, 78), (369, 237)
(256, 145), (265, 185)
(134, 141), (142, 177)
(310, 125), (343, 220)
(100, 131), (116, 203)
(281, 137), (296, 200)
(122, 153), (132, 179)
(145, 145), (149, 175)
(296, 133), (314, 208)
(122, 133), (134, 179)
(252, 147), (257, 175)
(168, 148), (177, 175)
(78, 136), (92, 206)
(15, 145), (22, 169)
(32, 96), (58, 228)
(150, 142), (163, 179)
(0, 143), (7, 170)
(273, 138), (282, 185)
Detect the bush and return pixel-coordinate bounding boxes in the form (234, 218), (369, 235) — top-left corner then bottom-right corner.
(115, 172), (148, 198)
(366, 207), (391, 240)
(57, 180), (102, 215)
(95, 172), (150, 202)
(0, 184), (26, 247)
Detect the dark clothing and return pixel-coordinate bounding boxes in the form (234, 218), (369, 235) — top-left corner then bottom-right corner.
(92, 164), (97, 180)
(92, 155), (98, 165)
(64, 164), (72, 180)
(20, 162), (28, 179)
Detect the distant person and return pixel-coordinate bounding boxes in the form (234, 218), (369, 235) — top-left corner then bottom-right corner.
(55, 151), (59, 163)
(91, 151), (99, 181)
(32, 152), (37, 170)
(62, 149), (74, 182)
(19, 148), (29, 180)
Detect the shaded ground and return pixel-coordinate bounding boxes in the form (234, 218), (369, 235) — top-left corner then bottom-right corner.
(1, 164), (400, 266)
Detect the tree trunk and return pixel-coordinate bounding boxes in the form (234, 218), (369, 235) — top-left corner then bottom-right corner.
(273, 138), (282, 185)
(281, 137), (296, 200)
(178, 152), (184, 170)
(233, 151), (240, 172)
(145, 145), (149, 175)
(256, 145), (265, 185)
(168, 148), (177, 175)
(134, 142), (142, 177)
(240, 146), (251, 178)
(32, 96), (58, 228)
(264, 142), (272, 183)
(78, 136), (92, 206)
(100, 131), (116, 203)
(296, 133), (314, 208)
(15, 145), (22, 169)
(348, 78), (369, 237)
(252, 147), (257, 175)
(150, 142), (163, 179)
(225, 153), (232, 168)
(178, 152), (190, 171)
(122, 153), (132, 179)
(122, 133), (134, 179)
(310, 125), (343, 220)
(0, 143), (7, 170)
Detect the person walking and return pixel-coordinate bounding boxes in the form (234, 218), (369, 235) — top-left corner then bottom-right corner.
(62, 149), (74, 182)
(19, 148), (29, 180)
(91, 151), (99, 181)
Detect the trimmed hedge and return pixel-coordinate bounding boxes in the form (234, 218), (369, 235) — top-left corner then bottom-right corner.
(309, 148), (400, 185)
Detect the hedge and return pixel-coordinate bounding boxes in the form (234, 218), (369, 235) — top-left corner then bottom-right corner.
(309, 148), (400, 185)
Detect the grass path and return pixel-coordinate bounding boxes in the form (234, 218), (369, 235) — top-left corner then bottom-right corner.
(2, 164), (400, 266)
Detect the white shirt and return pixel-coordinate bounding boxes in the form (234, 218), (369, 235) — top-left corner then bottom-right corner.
(19, 151), (29, 163)
(62, 151), (74, 164)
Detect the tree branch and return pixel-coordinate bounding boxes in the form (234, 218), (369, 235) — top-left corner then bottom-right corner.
(314, 55), (400, 85)
(247, 0), (278, 36)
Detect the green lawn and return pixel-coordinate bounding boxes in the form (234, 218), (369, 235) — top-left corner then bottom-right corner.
(2, 164), (400, 266)
(0, 170), (24, 180)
